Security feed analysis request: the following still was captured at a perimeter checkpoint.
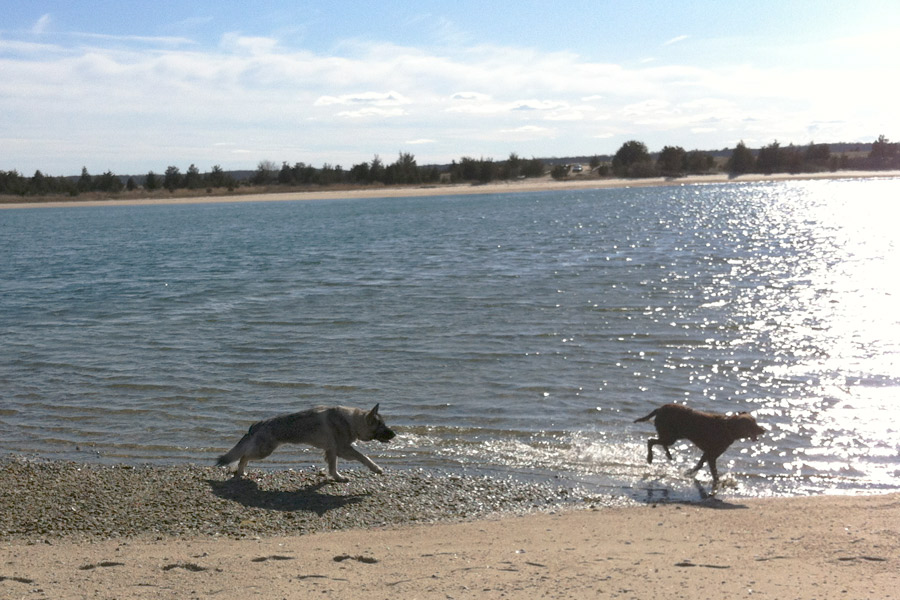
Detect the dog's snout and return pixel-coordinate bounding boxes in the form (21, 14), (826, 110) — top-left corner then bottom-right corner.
(377, 427), (396, 442)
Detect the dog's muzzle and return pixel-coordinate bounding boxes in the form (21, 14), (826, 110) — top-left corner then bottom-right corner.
(375, 427), (396, 443)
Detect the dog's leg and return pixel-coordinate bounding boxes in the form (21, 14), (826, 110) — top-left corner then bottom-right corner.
(324, 449), (349, 483)
(708, 458), (719, 487)
(646, 439), (675, 463)
(339, 446), (384, 475)
(235, 456), (249, 478)
(687, 454), (706, 476)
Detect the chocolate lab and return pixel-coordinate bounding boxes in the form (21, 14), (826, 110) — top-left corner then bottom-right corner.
(634, 403), (764, 488)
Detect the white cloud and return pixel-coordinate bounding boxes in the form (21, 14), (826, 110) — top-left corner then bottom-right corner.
(663, 35), (689, 46)
(315, 91), (412, 107)
(499, 125), (555, 138)
(1, 26), (896, 174)
(336, 107), (407, 118)
(451, 91), (492, 101)
(32, 14), (51, 35)
(511, 99), (567, 111)
(220, 33), (279, 55)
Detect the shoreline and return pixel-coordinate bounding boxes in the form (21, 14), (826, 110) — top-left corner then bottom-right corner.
(0, 459), (896, 598)
(3, 170), (899, 209)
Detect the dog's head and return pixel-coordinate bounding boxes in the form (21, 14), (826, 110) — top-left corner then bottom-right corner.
(731, 412), (765, 441)
(366, 403), (396, 443)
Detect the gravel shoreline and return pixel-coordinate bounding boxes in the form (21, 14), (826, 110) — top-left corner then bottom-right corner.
(0, 457), (606, 542)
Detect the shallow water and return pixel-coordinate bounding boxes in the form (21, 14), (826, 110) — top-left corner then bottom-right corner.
(2, 178), (899, 501)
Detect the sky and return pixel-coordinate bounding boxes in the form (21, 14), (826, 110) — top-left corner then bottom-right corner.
(2, 0), (899, 176)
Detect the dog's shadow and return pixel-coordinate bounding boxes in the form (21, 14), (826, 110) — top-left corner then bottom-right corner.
(639, 480), (749, 510)
(207, 477), (369, 516)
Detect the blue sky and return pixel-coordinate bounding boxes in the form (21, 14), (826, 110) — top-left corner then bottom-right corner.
(2, 0), (899, 175)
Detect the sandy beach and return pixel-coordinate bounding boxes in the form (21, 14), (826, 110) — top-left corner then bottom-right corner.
(2, 493), (897, 599)
(0, 461), (897, 599)
(3, 170), (899, 209)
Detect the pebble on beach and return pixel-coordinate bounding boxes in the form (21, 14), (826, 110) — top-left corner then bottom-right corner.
(0, 457), (584, 542)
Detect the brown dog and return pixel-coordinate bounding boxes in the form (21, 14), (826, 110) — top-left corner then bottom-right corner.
(634, 403), (764, 488)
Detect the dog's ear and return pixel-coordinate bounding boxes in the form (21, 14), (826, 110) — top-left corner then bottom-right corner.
(369, 404), (380, 417)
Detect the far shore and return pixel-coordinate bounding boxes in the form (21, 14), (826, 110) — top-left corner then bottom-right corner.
(3, 170), (899, 210)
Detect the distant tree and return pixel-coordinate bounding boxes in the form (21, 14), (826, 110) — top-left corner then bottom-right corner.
(278, 161), (295, 185)
(29, 170), (49, 195)
(0, 170), (28, 195)
(550, 164), (569, 180)
(207, 165), (233, 189)
(368, 155), (385, 183)
(126, 177), (138, 191)
(455, 156), (479, 181)
(805, 142), (831, 163)
(657, 145), (687, 177)
(349, 161), (369, 183)
(95, 170), (124, 193)
(869, 134), (899, 168)
(783, 144), (804, 173)
(521, 157), (545, 178)
(726, 141), (755, 175)
(252, 160), (277, 185)
(163, 166), (182, 191)
(756, 141), (783, 174)
(589, 155), (601, 170)
(684, 150), (715, 173)
(292, 162), (317, 184)
(183, 164), (202, 189)
(316, 163), (344, 185)
(870, 134), (891, 160)
(388, 151), (419, 184)
(477, 157), (496, 183)
(505, 152), (521, 179)
(77, 167), (93, 193)
(145, 171), (160, 191)
(421, 165), (440, 183)
(612, 140), (653, 177)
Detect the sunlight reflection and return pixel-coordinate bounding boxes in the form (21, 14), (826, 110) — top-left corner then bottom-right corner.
(726, 179), (900, 491)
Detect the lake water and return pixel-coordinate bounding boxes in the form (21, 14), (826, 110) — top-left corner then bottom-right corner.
(2, 178), (899, 501)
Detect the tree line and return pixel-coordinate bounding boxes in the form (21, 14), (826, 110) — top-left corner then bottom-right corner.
(1, 137), (897, 198)
(0, 151), (545, 198)
(604, 135), (900, 179)
(725, 135), (900, 175)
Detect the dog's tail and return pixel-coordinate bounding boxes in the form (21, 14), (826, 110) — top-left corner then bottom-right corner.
(216, 431), (253, 468)
(634, 408), (658, 423)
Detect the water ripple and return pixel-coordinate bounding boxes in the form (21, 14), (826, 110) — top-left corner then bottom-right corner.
(2, 179), (899, 499)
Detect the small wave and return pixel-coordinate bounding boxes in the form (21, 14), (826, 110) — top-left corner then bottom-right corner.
(245, 380), (318, 389)
(103, 382), (176, 391)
